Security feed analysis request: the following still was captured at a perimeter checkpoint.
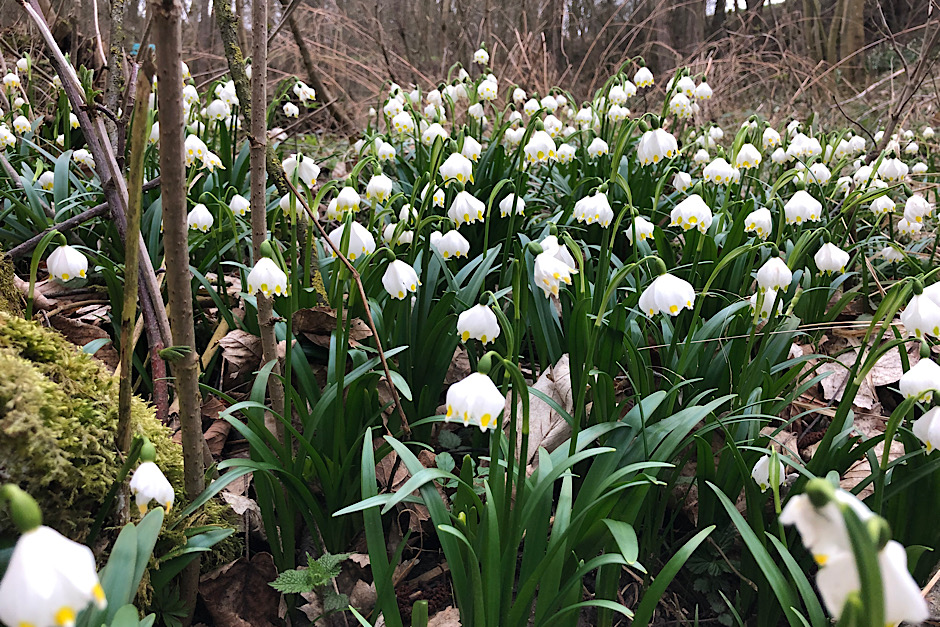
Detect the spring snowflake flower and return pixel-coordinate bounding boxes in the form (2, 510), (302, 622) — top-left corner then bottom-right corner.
(670, 194), (713, 233)
(744, 208), (773, 239)
(499, 193), (525, 217)
(384, 97), (404, 118)
(905, 141), (919, 155)
(587, 137), (609, 159)
(673, 75), (695, 98)
(72, 149), (96, 169)
(911, 162), (928, 175)
(473, 47), (490, 65)
(733, 144), (761, 170)
(869, 195), (895, 216)
(365, 173), (394, 202)
(925, 282), (940, 307)
(247, 257), (288, 297)
(703, 157), (735, 185)
(461, 136), (482, 162)
(382, 223), (413, 245)
(512, 87), (527, 103)
(573, 190), (614, 227)
(421, 183), (446, 208)
(0, 524), (107, 627)
(282, 101), (299, 118)
(751, 454), (785, 492)
(524, 130), (557, 165)
(293, 81), (316, 103)
(457, 304), (500, 345)
(897, 218), (922, 236)
(3, 72), (21, 90)
(695, 81), (712, 100)
(205, 99), (230, 120)
(377, 141), (397, 162)
(814, 243), (849, 275)
(327, 222), (375, 260)
(202, 151), (224, 172)
(129, 461), (174, 514)
(534, 236), (578, 298)
(467, 102), (485, 120)
(187, 203), (214, 232)
(0, 125), (16, 149)
(898, 358), (940, 402)
(625, 216), (655, 243)
(38, 171), (55, 191)
(382, 260), (419, 300)
(422, 123), (448, 146)
(806, 162), (831, 185)
(228, 194), (250, 217)
(878, 158), (908, 183)
(609, 84), (628, 105)
(750, 289), (783, 322)
(639, 273), (695, 317)
(524, 98), (541, 116)
(448, 191), (486, 226)
(756, 256), (792, 292)
(11, 115), (30, 134)
(672, 171), (692, 192)
(637, 128), (678, 166)
(47, 245), (88, 282)
(879, 246), (903, 263)
(184, 134), (207, 166)
(761, 127), (781, 150)
(668, 93), (693, 118)
(783, 190), (822, 225)
(913, 407), (940, 452)
(540, 94), (559, 113)
(900, 294), (940, 339)
(781, 487), (873, 566)
(331, 186), (360, 213)
(770, 147), (788, 164)
(391, 111), (415, 134)
(478, 79), (498, 102)
(634, 66), (654, 88)
(543, 114), (563, 137)
(445, 372), (504, 431)
(556, 143), (577, 164)
(903, 194), (933, 224)
(431, 230), (470, 259)
(693, 149), (710, 165)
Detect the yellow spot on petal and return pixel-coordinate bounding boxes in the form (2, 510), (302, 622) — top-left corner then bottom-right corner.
(93, 583), (106, 607)
(669, 305), (679, 313)
(481, 335), (488, 343)
(138, 503), (148, 515)
(55, 607), (76, 627)
(61, 273), (70, 281)
(398, 291), (404, 298)
(461, 331), (470, 341)
(814, 554), (828, 566)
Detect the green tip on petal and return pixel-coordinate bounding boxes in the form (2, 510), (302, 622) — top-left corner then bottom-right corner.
(805, 477), (835, 508)
(141, 438), (157, 463)
(866, 515), (892, 551)
(1, 484), (43, 532)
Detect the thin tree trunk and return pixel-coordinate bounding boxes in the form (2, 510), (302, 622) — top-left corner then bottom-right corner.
(151, 0), (203, 619)
(104, 0), (126, 148)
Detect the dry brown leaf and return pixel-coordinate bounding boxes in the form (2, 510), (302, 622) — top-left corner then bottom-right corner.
(428, 606), (461, 627)
(205, 420), (232, 457)
(293, 306), (372, 348)
(444, 347), (471, 385)
(375, 446), (437, 530)
(200, 553), (280, 627)
(349, 579), (377, 611)
(218, 329), (263, 383)
(509, 354), (573, 466)
(48, 315), (118, 371)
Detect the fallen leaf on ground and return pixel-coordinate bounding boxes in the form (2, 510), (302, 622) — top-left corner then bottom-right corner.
(218, 329), (263, 384)
(48, 315), (118, 371)
(200, 553), (280, 627)
(428, 606), (461, 627)
(293, 306), (372, 348)
(509, 354), (573, 466)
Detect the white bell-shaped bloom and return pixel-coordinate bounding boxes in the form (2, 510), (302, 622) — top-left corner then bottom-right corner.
(72, 149), (95, 169)
(445, 372), (504, 431)
(543, 114), (563, 137)
(432, 229), (470, 259)
(634, 67), (654, 88)
(556, 143), (577, 164)
(503, 127), (524, 147)
(735, 144), (761, 170)
(334, 186), (361, 213)
(638, 273), (695, 317)
(763, 128), (781, 150)
(0, 526), (107, 627)
(770, 147), (789, 164)
(421, 183), (446, 208)
(282, 101), (299, 118)
(184, 134), (208, 166)
(637, 129), (678, 166)
(898, 358), (940, 401)
(693, 148), (711, 165)
(499, 193), (525, 217)
(673, 171), (692, 192)
(187, 203), (214, 232)
(38, 171), (55, 191)
(512, 87), (527, 103)
(668, 93), (693, 118)
(911, 162), (928, 175)
(524, 98), (541, 116)
(897, 218), (922, 236)
(870, 195), (895, 216)
(878, 158), (909, 183)
(448, 190), (486, 226)
(205, 99), (230, 120)
(670, 194), (713, 233)
(674, 75), (696, 98)
(609, 84), (627, 105)
(12, 115), (31, 134)
(756, 256), (792, 292)
(327, 222), (376, 261)
(534, 238), (578, 298)
(47, 245), (88, 282)
(905, 141), (919, 155)
(201, 151), (224, 172)
(903, 194), (933, 224)
(573, 190), (614, 227)
(784, 190), (822, 225)
(478, 79), (498, 102)
(524, 130), (557, 165)
(540, 95), (558, 113)
(924, 282), (940, 307)
(750, 289), (783, 322)
(625, 216), (655, 244)
(2, 72), (21, 90)
(473, 48), (490, 65)
(879, 246), (904, 263)
(229, 194), (250, 217)
(148, 121), (161, 145)
(816, 540), (927, 625)
(365, 173), (394, 202)
(282, 154), (320, 188)
(694, 82), (712, 100)
(391, 111), (415, 134)
(814, 243), (850, 275)
(384, 97), (404, 118)
(248, 257), (287, 298)
(900, 294), (940, 339)
(382, 259), (419, 300)
(16, 57), (28, 73)
(292, 81), (316, 103)
(703, 157), (735, 185)
(807, 162), (831, 185)
(382, 223), (413, 246)
(913, 407), (940, 452)
(457, 304), (500, 345)
(744, 208), (773, 239)
(461, 136), (482, 162)
(467, 103), (485, 121)
(422, 122), (448, 146)
(129, 461), (175, 514)
(587, 137), (609, 158)
(377, 141), (397, 162)
(751, 454), (785, 492)
(780, 489), (873, 566)
(924, 126), (935, 139)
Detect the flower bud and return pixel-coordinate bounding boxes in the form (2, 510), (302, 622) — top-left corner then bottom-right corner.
(806, 477), (836, 508)
(1, 484), (42, 533)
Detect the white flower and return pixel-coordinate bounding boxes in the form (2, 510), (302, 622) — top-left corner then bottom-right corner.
(427, 88), (443, 107)
(72, 149), (95, 169)
(673, 171), (692, 192)
(703, 157), (735, 185)
(556, 143), (577, 164)
(365, 173), (394, 202)
(695, 82), (713, 100)
(421, 183), (446, 208)
(38, 171), (55, 191)
(187, 203), (214, 232)
(279, 154), (319, 189)
(461, 136), (482, 162)
(905, 141), (919, 155)
(693, 148), (710, 165)
(750, 289), (783, 322)
(524, 98), (541, 116)
(899, 358), (940, 401)
(182, 85), (199, 108)
(784, 190), (822, 225)
(473, 48), (490, 65)
(533, 237), (578, 298)
(756, 256), (792, 291)
(327, 222), (375, 260)
(673, 75), (696, 98)
(751, 454), (785, 492)
(499, 193), (525, 217)
(609, 84), (627, 105)
(47, 245), (88, 282)
(382, 223), (413, 245)
(457, 304), (500, 344)
(332, 186), (360, 213)
(429, 230), (468, 259)
(913, 407), (940, 452)
(382, 260), (419, 300)
(384, 97), (404, 118)
(903, 194), (933, 224)
(669, 194), (713, 233)
(878, 158), (908, 183)
(512, 87), (527, 103)
(247, 257), (288, 297)
(639, 273), (696, 317)
(448, 190), (486, 226)
(870, 195), (895, 216)
(900, 294), (940, 339)
(524, 130), (557, 165)
(634, 67), (654, 88)
(878, 246), (903, 263)
(377, 142), (397, 162)
(587, 137), (609, 158)
(0, 525), (107, 627)
(3, 72), (21, 90)
(668, 93), (693, 118)
(503, 127), (524, 147)
(293, 81), (316, 103)
(806, 162), (831, 185)
(12, 115), (31, 134)
(734, 144), (761, 170)
(848, 135), (866, 154)
(391, 111), (415, 134)
(129, 461), (174, 514)
(201, 151), (224, 172)
(184, 134), (208, 166)
(540, 95), (558, 113)
(897, 218), (922, 236)
(744, 208), (773, 239)
(814, 243), (850, 275)
(912, 162), (928, 175)
(478, 79), (498, 101)
(147, 121), (161, 145)
(467, 103), (485, 120)
(229, 194), (250, 217)
(763, 127), (781, 150)
(16, 57), (28, 73)
(771, 147), (789, 164)
(0, 125), (17, 149)
(625, 216), (655, 243)
(422, 122), (448, 146)
(924, 127), (935, 139)
(205, 99), (230, 120)
(283, 102), (299, 118)
(816, 540), (928, 625)
(445, 372), (503, 431)
(543, 114), (563, 137)
(781, 489), (873, 566)
(573, 190), (614, 227)
(637, 129), (678, 166)
(925, 282), (940, 307)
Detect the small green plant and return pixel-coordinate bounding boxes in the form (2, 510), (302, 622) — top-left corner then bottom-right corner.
(269, 552), (352, 622)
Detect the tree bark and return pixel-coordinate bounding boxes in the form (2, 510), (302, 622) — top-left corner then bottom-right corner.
(104, 0), (126, 148)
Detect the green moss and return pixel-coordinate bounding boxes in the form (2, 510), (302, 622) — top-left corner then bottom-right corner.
(0, 254), (22, 316)
(0, 312), (239, 569)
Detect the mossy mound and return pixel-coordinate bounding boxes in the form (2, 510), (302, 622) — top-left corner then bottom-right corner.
(0, 254), (22, 316)
(0, 312), (238, 569)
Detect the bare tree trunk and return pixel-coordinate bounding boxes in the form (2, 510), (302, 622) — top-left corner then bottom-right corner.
(104, 0), (126, 148)
(151, 0), (204, 618)
(839, 0), (865, 82)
